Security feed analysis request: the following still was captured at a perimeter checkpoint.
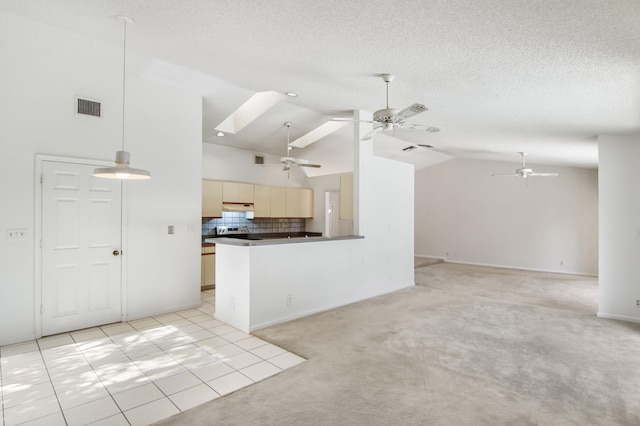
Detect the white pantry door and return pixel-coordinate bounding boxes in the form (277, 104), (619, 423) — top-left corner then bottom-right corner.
(41, 161), (122, 336)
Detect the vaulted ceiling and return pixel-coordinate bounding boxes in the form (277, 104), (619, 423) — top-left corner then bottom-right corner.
(3, 0), (639, 175)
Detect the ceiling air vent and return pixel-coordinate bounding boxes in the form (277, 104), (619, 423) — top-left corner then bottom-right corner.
(254, 155), (264, 165)
(76, 98), (101, 117)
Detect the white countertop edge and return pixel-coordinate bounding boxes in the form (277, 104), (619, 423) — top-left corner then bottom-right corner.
(207, 235), (364, 246)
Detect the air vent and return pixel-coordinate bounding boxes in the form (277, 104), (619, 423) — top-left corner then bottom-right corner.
(76, 98), (101, 117)
(254, 155), (264, 165)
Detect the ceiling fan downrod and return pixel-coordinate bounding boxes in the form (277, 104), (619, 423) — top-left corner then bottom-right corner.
(381, 73), (394, 109)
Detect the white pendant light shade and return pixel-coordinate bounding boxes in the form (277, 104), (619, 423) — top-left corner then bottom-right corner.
(94, 15), (151, 180)
(93, 151), (151, 179)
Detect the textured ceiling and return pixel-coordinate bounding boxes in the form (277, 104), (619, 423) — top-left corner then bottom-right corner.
(3, 0), (640, 173)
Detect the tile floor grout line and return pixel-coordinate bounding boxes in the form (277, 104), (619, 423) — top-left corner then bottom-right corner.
(0, 290), (305, 425)
(67, 329), (130, 424)
(32, 337), (70, 426)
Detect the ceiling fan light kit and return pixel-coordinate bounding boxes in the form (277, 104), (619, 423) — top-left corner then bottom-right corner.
(93, 15), (151, 180)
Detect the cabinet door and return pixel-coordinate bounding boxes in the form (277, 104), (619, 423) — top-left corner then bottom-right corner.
(300, 188), (314, 218)
(202, 254), (215, 288)
(286, 187), (302, 218)
(222, 182), (238, 202)
(237, 183), (255, 203)
(222, 182), (255, 203)
(270, 186), (286, 217)
(340, 174), (354, 220)
(203, 180), (223, 217)
(254, 185), (271, 217)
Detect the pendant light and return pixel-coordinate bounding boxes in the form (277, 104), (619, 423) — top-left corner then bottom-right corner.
(94, 15), (151, 180)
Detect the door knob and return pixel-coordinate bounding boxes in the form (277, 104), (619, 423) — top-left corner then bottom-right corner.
(113, 250), (120, 256)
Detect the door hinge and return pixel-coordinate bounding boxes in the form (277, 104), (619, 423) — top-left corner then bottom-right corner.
(40, 305), (43, 314)
(40, 174), (43, 184)
(40, 239), (43, 249)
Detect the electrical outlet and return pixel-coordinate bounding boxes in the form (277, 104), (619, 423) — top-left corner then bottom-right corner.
(168, 225), (174, 235)
(635, 299), (640, 308)
(286, 295), (293, 307)
(7, 229), (26, 240)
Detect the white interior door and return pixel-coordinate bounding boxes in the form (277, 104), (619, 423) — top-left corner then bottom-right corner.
(41, 161), (122, 336)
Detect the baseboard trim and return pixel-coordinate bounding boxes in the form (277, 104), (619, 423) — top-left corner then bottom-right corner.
(0, 332), (38, 347)
(246, 283), (415, 333)
(415, 254), (598, 277)
(126, 300), (202, 323)
(597, 312), (640, 324)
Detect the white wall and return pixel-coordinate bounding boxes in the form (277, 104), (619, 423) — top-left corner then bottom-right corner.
(598, 135), (640, 323)
(202, 143), (307, 187)
(415, 158), (598, 275)
(215, 238), (365, 332)
(0, 12), (202, 345)
(359, 138), (416, 292)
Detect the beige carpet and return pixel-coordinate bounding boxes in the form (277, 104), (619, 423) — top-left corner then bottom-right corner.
(159, 262), (640, 425)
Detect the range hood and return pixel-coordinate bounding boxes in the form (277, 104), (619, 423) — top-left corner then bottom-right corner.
(222, 203), (254, 212)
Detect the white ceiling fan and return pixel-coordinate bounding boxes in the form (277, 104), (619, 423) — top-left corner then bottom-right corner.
(278, 121), (321, 172)
(492, 152), (559, 179)
(336, 74), (440, 140)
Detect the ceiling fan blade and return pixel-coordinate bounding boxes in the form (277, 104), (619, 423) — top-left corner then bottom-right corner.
(401, 122), (441, 133)
(394, 103), (428, 120)
(361, 126), (383, 141)
(332, 118), (374, 124)
(528, 172), (559, 177)
(297, 163), (321, 168)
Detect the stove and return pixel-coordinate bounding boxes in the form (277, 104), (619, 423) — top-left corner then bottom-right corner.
(216, 226), (250, 236)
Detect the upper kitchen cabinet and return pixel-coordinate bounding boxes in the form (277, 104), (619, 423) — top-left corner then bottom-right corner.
(286, 188), (313, 218)
(223, 182), (254, 203)
(202, 180), (223, 217)
(340, 174), (354, 220)
(271, 186), (286, 217)
(255, 185), (288, 218)
(253, 185), (271, 217)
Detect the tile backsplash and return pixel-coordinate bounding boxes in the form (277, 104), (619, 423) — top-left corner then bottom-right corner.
(202, 212), (306, 238)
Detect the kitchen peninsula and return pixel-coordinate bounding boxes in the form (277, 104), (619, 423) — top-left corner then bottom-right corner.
(210, 235), (364, 333)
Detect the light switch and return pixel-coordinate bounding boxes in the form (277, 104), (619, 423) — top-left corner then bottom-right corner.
(7, 229), (26, 240)
(168, 225), (174, 235)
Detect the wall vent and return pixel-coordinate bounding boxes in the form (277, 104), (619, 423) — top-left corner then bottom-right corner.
(254, 155), (265, 165)
(76, 98), (101, 117)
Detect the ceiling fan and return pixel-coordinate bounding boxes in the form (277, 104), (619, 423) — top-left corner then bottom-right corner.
(337, 74), (440, 140)
(492, 152), (559, 179)
(279, 122), (321, 172)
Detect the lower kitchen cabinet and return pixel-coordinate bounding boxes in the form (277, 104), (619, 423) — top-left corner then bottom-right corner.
(201, 245), (215, 289)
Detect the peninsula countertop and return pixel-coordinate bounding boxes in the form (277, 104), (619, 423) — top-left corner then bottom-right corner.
(204, 235), (364, 246)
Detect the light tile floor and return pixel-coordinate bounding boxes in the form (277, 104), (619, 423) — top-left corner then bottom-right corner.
(0, 290), (305, 425)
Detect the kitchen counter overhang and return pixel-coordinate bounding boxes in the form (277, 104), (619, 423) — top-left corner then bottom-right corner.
(205, 235), (363, 246)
